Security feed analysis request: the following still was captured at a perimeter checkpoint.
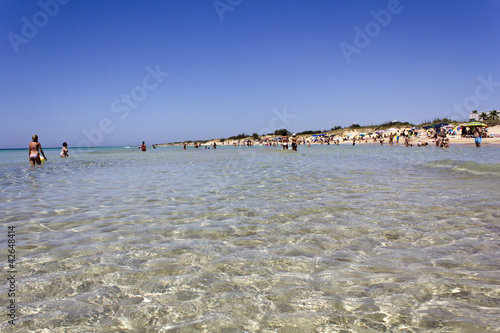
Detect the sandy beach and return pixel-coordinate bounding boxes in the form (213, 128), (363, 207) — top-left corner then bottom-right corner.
(186, 125), (500, 148)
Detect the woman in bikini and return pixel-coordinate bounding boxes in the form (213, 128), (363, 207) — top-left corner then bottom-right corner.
(29, 134), (47, 166)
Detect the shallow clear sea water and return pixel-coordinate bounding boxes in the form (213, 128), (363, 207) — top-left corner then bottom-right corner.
(1, 144), (500, 332)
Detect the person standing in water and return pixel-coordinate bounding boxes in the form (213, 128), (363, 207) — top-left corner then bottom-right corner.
(291, 134), (298, 151)
(60, 142), (69, 158)
(29, 134), (47, 166)
(282, 135), (289, 150)
(474, 127), (482, 147)
(141, 141), (147, 151)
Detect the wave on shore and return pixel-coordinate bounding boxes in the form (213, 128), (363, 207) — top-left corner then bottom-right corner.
(422, 159), (500, 177)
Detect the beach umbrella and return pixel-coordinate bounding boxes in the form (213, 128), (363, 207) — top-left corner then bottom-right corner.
(359, 133), (366, 136)
(431, 122), (449, 128)
(465, 122), (487, 127)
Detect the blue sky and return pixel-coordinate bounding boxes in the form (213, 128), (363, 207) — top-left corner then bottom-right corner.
(1, 0), (499, 148)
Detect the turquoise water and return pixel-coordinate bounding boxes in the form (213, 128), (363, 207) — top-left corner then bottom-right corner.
(1, 145), (500, 332)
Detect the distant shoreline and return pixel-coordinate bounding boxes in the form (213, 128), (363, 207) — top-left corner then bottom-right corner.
(156, 124), (500, 148)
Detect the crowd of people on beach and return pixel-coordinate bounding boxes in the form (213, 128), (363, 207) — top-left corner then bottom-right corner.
(216, 125), (492, 149)
(171, 125), (493, 151)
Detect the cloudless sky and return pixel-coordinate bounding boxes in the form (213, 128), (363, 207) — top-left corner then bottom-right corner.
(1, 0), (499, 148)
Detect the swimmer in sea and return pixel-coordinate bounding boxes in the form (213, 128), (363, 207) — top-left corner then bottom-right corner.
(60, 142), (69, 158)
(141, 141), (147, 151)
(29, 134), (47, 166)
